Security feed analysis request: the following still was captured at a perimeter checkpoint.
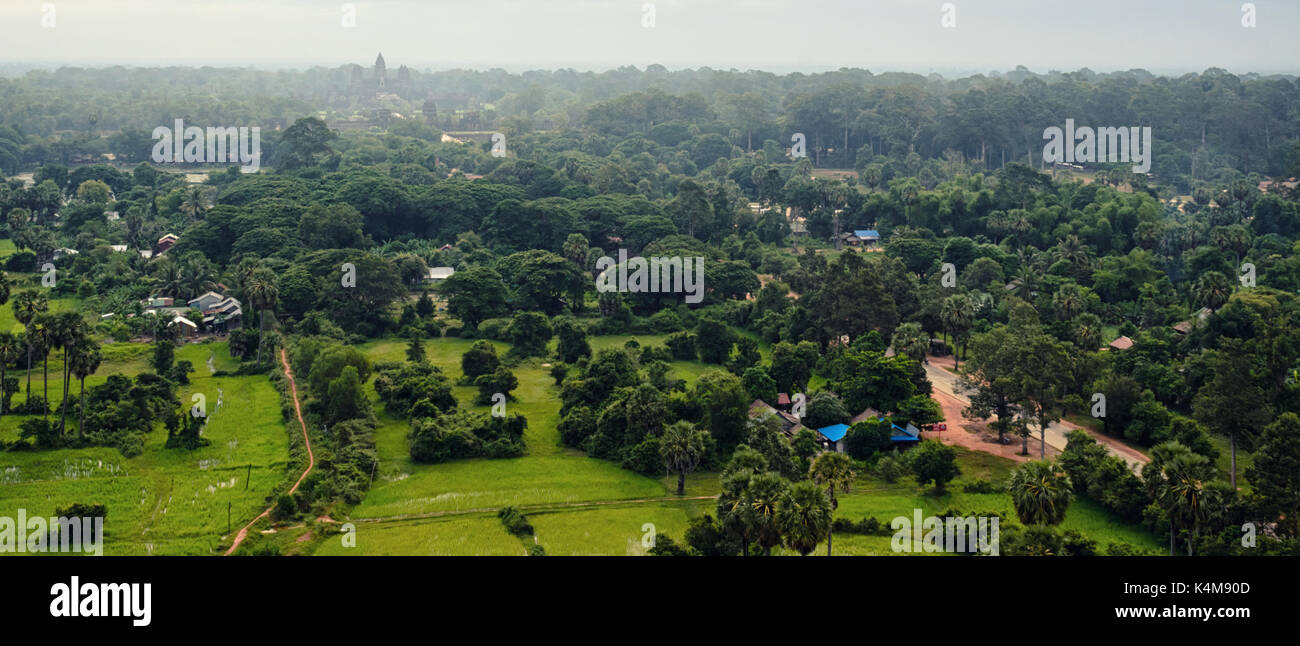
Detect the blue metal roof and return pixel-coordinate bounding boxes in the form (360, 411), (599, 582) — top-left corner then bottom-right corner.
(890, 423), (920, 442)
(856, 229), (880, 239)
(817, 423), (850, 442)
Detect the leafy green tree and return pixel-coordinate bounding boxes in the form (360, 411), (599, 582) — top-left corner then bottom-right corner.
(554, 317), (592, 363)
(1245, 413), (1300, 537)
(440, 265), (508, 328)
(506, 311), (552, 358)
(769, 340), (820, 393)
(694, 318), (735, 364)
(804, 390), (849, 429)
(910, 440), (960, 493)
(278, 116), (338, 168)
(1192, 339), (1271, 489)
(475, 366), (518, 405)
(741, 366), (778, 403)
(460, 340), (501, 382)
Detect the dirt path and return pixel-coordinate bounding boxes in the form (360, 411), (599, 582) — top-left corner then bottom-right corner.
(923, 355), (1148, 470)
(222, 348), (315, 555)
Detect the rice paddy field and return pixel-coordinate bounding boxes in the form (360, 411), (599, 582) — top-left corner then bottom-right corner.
(0, 341), (292, 555)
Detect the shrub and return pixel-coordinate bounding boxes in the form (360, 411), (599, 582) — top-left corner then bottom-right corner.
(875, 454), (908, 483)
(963, 478), (1000, 494)
(498, 506), (533, 537)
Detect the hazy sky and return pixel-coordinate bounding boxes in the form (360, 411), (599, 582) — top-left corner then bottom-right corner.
(0, 0), (1296, 75)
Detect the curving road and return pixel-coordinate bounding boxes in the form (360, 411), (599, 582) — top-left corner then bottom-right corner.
(923, 356), (1148, 471)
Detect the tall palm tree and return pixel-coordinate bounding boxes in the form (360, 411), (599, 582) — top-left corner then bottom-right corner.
(1143, 442), (1214, 556)
(152, 257), (184, 299)
(180, 187), (207, 219)
(659, 421), (708, 495)
(1194, 271), (1232, 312)
(12, 291), (48, 404)
(1006, 460), (1073, 526)
(0, 331), (19, 415)
(940, 293), (975, 368)
(68, 338), (101, 440)
(745, 472), (788, 556)
(31, 313), (54, 419)
(1156, 453), (1217, 556)
(776, 481), (833, 556)
(49, 312), (85, 434)
(809, 452), (855, 555)
(890, 321), (929, 365)
(244, 267), (279, 364)
(180, 254), (218, 299)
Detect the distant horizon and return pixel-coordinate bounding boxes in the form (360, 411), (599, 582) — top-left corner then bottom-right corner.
(1, 0), (1296, 77)
(0, 59), (1295, 80)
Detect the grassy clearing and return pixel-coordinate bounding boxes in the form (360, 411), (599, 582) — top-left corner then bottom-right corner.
(324, 334), (1160, 556)
(0, 341), (292, 555)
(314, 515), (525, 556)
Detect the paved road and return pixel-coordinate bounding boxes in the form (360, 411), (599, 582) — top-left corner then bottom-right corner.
(923, 357), (1148, 471)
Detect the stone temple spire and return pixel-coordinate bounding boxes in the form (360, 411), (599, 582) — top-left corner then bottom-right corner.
(374, 53), (387, 89)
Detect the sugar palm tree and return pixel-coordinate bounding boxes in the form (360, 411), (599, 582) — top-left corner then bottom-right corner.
(890, 321), (929, 365)
(659, 421), (708, 495)
(31, 313), (54, 419)
(180, 253), (218, 299)
(0, 331), (20, 415)
(809, 451), (855, 555)
(1194, 271), (1232, 312)
(49, 312), (85, 434)
(940, 293), (975, 368)
(12, 291), (48, 404)
(180, 187), (207, 219)
(776, 481), (833, 556)
(68, 338), (101, 440)
(244, 267), (279, 364)
(1143, 442), (1215, 556)
(1006, 460), (1073, 526)
(152, 257), (184, 299)
(746, 472), (789, 556)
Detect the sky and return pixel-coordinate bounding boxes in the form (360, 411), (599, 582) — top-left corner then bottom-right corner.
(0, 0), (1296, 76)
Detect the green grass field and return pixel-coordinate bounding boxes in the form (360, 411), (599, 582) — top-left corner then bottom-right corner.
(0, 341), (293, 555)
(310, 334), (1160, 556)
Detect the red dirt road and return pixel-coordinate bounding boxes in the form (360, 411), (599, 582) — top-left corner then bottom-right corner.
(222, 348), (315, 556)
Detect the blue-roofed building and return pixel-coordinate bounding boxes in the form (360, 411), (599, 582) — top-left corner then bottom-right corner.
(890, 422), (922, 444)
(856, 230), (881, 246)
(816, 423), (851, 453)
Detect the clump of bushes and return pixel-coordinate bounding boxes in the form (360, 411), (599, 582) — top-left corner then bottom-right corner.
(831, 516), (892, 536)
(408, 409), (526, 463)
(498, 506), (533, 537)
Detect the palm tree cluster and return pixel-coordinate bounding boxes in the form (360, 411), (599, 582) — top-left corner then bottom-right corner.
(6, 291), (102, 437)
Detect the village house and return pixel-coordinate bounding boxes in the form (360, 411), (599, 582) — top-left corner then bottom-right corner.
(427, 266), (456, 282)
(187, 291), (243, 332)
(748, 399), (804, 440)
